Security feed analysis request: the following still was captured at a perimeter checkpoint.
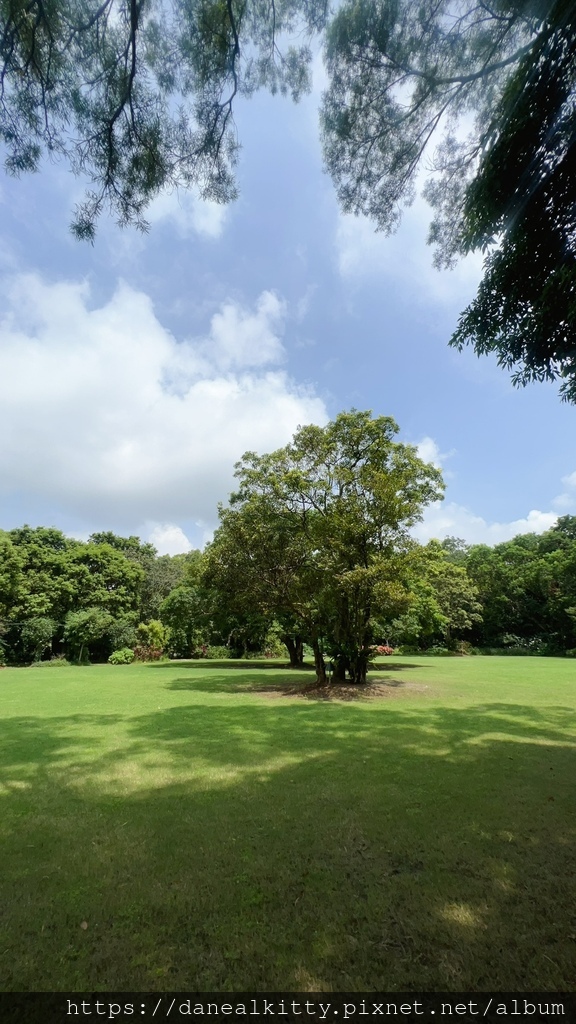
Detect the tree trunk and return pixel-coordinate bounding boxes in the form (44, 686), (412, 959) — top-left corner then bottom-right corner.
(333, 653), (349, 682)
(282, 635), (304, 668)
(348, 652), (368, 684)
(312, 638), (327, 686)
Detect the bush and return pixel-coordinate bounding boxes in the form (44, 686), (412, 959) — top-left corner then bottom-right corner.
(133, 645), (164, 662)
(31, 656), (71, 667)
(108, 648), (135, 665)
(204, 645), (230, 660)
(137, 620), (170, 652)
(452, 640), (480, 656)
(371, 644), (394, 656)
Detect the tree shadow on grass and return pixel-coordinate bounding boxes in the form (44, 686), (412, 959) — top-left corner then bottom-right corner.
(147, 659), (316, 671)
(147, 660), (425, 672)
(1, 699), (575, 993)
(163, 667), (428, 697)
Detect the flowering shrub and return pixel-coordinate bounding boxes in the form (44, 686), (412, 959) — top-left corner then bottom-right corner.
(372, 645), (394, 656)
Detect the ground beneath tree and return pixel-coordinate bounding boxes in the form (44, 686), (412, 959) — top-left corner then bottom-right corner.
(255, 678), (430, 702)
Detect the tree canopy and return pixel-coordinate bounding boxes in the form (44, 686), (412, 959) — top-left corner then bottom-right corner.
(3, 509), (576, 667)
(1, 0), (574, 395)
(205, 409), (444, 683)
(322, 0), (576, 399)
(0, 0), (327, 239)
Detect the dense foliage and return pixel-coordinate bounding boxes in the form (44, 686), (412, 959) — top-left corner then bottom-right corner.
(3, 513), (576, 667)
(2, 415), (576, 674)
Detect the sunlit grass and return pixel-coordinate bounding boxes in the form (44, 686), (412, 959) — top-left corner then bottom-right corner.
(1, 656), (575, 991)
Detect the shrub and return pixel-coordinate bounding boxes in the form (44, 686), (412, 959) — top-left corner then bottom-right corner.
(133, 645), (164, 662)
(452, 640), (480, 656)
(371, 644), (394, 656)
(137, 620), (170, 651)
(108, 648), (135, 665)
(31, 657), (71, 667)
(204, 645), (230, 660)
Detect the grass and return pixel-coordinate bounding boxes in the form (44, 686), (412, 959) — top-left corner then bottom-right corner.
(1, 656), (575, 992)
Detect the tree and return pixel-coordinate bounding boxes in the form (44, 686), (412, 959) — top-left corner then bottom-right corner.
(159, 585), (205, 657)
(450, 3), (576, 401)
(20, 617), (57, 661)
(0, 531), (24, 619)
(390, 541), (482, 649)
(0, 0), (327, 238)
(321, 0), (576, 400)
(63, 607), (114, 662)
(206, 410), (444, 684)
(66, 541), (145, 616)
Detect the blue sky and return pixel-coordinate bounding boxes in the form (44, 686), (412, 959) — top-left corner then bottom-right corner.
(0, 56), (574, 555)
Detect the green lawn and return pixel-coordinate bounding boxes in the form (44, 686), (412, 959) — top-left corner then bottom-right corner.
(1, 656), (575, 992)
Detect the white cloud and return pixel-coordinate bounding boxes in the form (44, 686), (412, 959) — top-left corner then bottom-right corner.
(552, 470), (576, 511)
(200, 291), (286, 372)
(413, 501), (558, 546)
(145, 189), (227, 239)
(415, 436), (453, 470)
(148, 523), (193, 556)
(0, 274), (327, 527)
(335, 195), (483, 307)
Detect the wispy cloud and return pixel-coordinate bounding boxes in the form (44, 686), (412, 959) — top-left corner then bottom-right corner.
(146, 190), (228, 239)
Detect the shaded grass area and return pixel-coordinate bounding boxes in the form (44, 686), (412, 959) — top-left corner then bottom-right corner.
(1, 657), (575, 991)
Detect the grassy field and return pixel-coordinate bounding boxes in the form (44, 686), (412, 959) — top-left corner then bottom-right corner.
(1, 655), (575, 992)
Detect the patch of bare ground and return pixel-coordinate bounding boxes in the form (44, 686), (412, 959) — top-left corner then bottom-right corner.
(256, 679), (430, 701)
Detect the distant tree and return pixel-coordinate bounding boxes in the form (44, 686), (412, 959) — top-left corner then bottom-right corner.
(440, 537), (470, 566)
(141, 553), (190, 620)
(159, 585), (204, 657)
(107, 613), (139, 652)
(0, 532), (24, 619)
(390, 541), (481, 648)
(7, 526), (78, 620)
(66, 542), (145, 616)
(63, 607), (114, 663)
(21, 616), (57, 662)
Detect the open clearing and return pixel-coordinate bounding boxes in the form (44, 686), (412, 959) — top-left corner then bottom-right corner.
(1, 656), (575, 991)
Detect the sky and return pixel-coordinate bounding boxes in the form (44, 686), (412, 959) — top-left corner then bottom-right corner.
(0, 53), (575, 556)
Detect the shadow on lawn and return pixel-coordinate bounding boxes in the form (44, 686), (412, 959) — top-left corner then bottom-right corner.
(146, 660), (424, 672)
(1, 699), (575, 993)
(160, 664), (427, 696)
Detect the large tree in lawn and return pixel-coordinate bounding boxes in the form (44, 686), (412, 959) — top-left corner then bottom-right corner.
(205, 410), (443, 684)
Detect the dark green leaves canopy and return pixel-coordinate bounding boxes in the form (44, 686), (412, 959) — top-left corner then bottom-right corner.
(321, 0), (576, 400)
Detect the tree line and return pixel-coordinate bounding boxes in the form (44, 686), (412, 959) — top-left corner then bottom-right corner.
(2, 411), (576, 679)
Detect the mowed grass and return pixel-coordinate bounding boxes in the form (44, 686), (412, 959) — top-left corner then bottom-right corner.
(1, 656), (575, 992)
